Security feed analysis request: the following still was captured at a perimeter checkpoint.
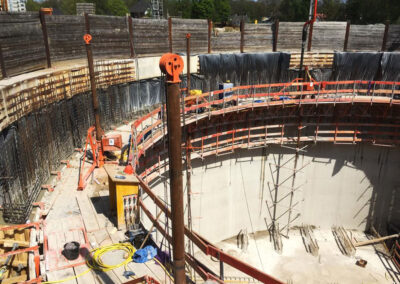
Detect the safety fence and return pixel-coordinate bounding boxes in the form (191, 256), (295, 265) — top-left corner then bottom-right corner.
(1, 11), (400, 79)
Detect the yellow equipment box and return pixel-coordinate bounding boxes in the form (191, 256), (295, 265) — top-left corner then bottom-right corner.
(104, 165), (139, 230)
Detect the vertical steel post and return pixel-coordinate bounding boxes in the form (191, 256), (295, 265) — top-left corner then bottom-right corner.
(240, 19), (244, 53)
(208, 19), (212, 53)
(273, 19), (279, 52)
(307, 22), (314, 51)
(381, 21), (390, 52)
(128, 16), (135, 58)
(84, 13), (90, 34)
(219, 253), (224, 281)
(344, 21), (350, 51)
(84, 34), (103, 141)
(166, 82), (186, 284)
(0, 43), (6, 78)
(39, 9), (52, 68)
(168, 17), (173, 53)
(186, 34), (191, 94)
(159, 54), (186, 284)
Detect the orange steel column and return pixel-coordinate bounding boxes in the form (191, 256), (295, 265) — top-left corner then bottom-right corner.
(159, 53), (186, 284)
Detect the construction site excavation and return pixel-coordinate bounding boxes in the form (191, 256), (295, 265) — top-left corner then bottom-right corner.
(1, 1), (400, 283)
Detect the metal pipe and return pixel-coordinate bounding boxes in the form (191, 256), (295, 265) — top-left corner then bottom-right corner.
(240, 19), (244, 53)
(39, 9), (52, 68)
(85, 35), (103, 141)
(273, 19), (279, 52)
(186, 33), (191, 94)
(128, 16), (135, 58)
(165, 81), (186, 284)
(168, 17), (173, 53)
(344, 21), (351, 51)
(208, 20), (212, 53)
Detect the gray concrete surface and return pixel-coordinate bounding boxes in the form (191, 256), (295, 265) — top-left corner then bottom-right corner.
(148, 144), (400, 243)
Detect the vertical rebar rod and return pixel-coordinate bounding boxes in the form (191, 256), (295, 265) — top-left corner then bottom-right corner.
(166, 82), (186, 284)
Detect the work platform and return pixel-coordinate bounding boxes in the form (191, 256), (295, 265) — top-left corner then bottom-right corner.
(40, 124), (172, 284)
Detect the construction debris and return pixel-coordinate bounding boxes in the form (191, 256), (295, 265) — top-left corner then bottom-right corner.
(300, 225), (319, 256)
(332, 226), (356, 257)
(354, 233), (400, 247)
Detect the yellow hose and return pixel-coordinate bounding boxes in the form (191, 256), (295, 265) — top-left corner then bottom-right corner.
(43, 243), (136, 284)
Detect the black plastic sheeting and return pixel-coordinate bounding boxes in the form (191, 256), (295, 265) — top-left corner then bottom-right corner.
(198, 53), (291, 91)
(198, 52), (400, 89)
(380, 53), (400, 82)
(332, 52), (400, 82)
(332, 52), (382, 81)
(0, 77), (165, 223)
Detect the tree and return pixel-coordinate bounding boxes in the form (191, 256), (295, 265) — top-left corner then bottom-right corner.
(106, 0), (129, 16)
(319, 0), (345, 21)
(26, 0), (41, 11)
(214, 0), (230, 23)
(192, 0), (215, 19)
(277, 0), (309, 21)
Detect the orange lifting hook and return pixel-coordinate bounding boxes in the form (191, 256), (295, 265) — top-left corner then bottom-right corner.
(159, 53), (184, 83)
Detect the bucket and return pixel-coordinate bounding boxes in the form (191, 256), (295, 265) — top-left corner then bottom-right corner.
(63, 241), (80, 260)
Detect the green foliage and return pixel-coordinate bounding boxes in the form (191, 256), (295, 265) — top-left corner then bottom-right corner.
(21, 0), (400, 24)
(277, 0), (309, 21)
(214, 0), (230, 23)
(107, 0), (129, 16)
(319, 0), (345, 21)
(346, 0), (400, 24)
(26, 0), (41, 11)
(192, 0), (215, 19)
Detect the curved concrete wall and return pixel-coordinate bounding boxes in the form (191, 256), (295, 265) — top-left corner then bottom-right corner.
(147, 144), (400, 243)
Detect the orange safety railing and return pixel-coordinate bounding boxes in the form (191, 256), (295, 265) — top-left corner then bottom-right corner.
(130, 80), (400, 171)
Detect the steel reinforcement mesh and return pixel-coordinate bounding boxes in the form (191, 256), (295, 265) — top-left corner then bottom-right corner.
(0, 78), (165, 223)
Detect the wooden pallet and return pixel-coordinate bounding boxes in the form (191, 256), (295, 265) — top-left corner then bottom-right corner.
(290, 52), (334, 69)
(0, 226), (31, 284)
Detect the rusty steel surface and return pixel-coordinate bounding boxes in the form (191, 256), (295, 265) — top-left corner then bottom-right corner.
(159, 53), (184, 83)
(208, 20), (212, 53)
(344, 21), (351, 51)
(85, 34), (103, 141)
(382, 21), (390, 51)
(160, 53), (186, 283)
(39, 9), (52, 68)
(273, 19), (279, 52)
(168, 17), (173, 53)
(240, 20), (244, 53)
(186, 33), (191, 93)
(0, 42), (6, 78)
(128, 16), (135, 58)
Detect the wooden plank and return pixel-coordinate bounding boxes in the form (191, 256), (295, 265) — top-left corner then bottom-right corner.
(73, 264), (96, 284)
(46, 268), (78, 284)
(76, 195), (100, 233)
(2, 274), (28, 284)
